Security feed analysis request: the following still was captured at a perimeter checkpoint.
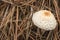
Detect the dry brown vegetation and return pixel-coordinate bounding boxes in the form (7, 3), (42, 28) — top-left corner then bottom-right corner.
(0, 0), (60, 40)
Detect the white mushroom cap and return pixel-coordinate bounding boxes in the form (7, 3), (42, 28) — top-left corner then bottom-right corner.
(32, 10), (57, 30)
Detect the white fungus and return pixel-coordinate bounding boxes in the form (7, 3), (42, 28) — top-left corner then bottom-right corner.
(32, 10), (57, 30)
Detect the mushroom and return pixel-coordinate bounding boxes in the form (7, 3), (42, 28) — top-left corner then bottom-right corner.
(32, 10), (57, 30)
